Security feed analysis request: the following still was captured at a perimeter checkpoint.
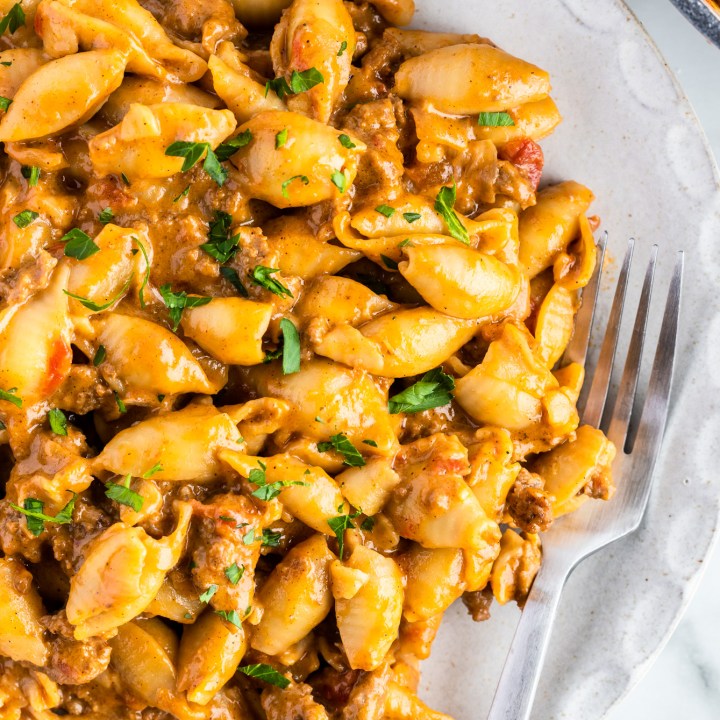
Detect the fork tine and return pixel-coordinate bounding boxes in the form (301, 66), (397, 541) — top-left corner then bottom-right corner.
(582, 238), (635, 427)
(628, 251), (683, 466)
(561, 233), (607, 368)
(605, 246), (658, 448)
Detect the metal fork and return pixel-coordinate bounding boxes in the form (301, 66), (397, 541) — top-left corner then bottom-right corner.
(486, 237), (684, 720)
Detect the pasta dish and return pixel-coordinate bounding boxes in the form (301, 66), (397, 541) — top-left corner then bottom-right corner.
(0, 0), (615, 718)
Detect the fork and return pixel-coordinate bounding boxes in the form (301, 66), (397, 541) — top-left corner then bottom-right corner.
(486, 237), (685, 720)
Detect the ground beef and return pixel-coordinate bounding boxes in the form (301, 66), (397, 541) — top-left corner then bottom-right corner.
(505, 468), (553, 534)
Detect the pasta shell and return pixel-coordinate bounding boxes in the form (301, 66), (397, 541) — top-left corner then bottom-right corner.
(95, 313), (215, 395)
(181, 297), (273, 366)
(176, 610), (247, 705)
(89, 102), (237, 180)
(0, 50), (127, 142)
(270, 0), (355, 122)
(333, 545), (404, 671)
(251, 534), (334, 655)
(336, 458), (401, 516)
(0, 264), (72, 405)
(0, 558), (49, 666)
(95, 404), (240, 481)
(66, 503), (192, 639)
(0, 48), (47, 99)
(395, 43), (550, 114)
(399, 244), (522, 319)
(313, 307), (479, 378)
(229, 110), (365, 208)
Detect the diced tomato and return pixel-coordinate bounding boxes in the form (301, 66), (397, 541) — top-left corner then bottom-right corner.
(499, 138), (544, 190)
(42, 338), (72, 396)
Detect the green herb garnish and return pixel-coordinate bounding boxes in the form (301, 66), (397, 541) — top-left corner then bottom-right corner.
(388, 368), (455, 414)
(317, 433), (365, 467)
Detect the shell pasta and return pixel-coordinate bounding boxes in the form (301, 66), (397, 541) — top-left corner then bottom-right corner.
(0, 0), (614, 718)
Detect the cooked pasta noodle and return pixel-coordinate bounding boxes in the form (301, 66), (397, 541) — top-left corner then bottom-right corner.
(0, 0), (614, 717)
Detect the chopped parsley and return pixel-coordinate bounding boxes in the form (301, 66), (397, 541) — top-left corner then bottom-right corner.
(279, 318), (300, 375)
(434, 184), (469, 244)
(48, 408), (67, 436)
(338, 40), (348, 56)
(173, 185), (190, 202)
(114, 391), (127, 414)
(478, 111), (515, 127)
(375, 204), (395, 218)
(98, 207), (114, 224)
(201, 210), (240, 264)
(0, 386), (22, 407)
(21, 165), (40, 186)
(250, 266), (292, 298)
(388, 368), (455, 414)
(93, 345), (106, 366)
(281, 174), (309, 199)
(164, 141), (228, 186)
(105, 475), (144, 512)
(330, 171), (347, 194)
(120, 172), (131, 186)
(403, 212), (421, 223)
(64, 276), (132, 312)
(199, 584), (218, 603)
(215, 609), (242, 628)
(338, 133), (356, 149)
(265, 68), (324, 100)
(224, 562), (244, 585)
(362, 439), (378, 447)
(132, 237), (151, 308)
(238, 664), (290, 689)
(0, 96), (11, 111)
(275, 128), (288, 149)
(11, 494), (76, 537)
(327, 507), (360, 560)
(397, 239), (413, 248)
(261, 529), (282, 547)
(215, 130), (253, 161)
(13, 210), (38, 228)
(360, 516), (376, 531)
(61, 228), (99, 260)
(0, 4), (25, 35)
(142, 463), (163, 478)
(159, 285), (212, 331)
(242, 528), (256, 544)
(317, 433), (365, 467)
(380, 254), (398, 270)
(248, 460), (306, 501)
(220, 266), (248, 296)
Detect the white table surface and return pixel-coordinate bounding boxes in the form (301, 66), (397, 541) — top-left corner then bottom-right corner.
(606, 1), (720, 718)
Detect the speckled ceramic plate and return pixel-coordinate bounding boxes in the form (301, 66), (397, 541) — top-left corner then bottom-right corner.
(411, 1), (720, 718)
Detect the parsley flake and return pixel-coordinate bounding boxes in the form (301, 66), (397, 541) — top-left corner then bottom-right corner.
(261, 529), (282, 547)
(11, 494), (76, 537)
(477, 111), (515, 127)
(403, 212), (421, 223)
(388, 368), (455, 414)
(0, 95), (11, 111)
(238, 664), (290, 689)
(220, 266), (248, 296)
(201, 210), (240, 264)
(250, 266), (292, 298)
(380, 254), (398, 270)
(105, 475), (144, 512)
(21, 165), (40, 186)
(281, 174), (309, 198)
(142, 463), (163, 478)
(0, 4), (25, 35)
(0, 387), (22, 407)
(93, 345), (106, 366)
(375, 204), (395, 218)
(435, 184), (469, 244)
(199, 584), (218, 603)
(224, 562), (244, 585)
(215, 130), (252, 161)
(164, 141), (228, 186)
(13, 210), (38, 228)
(61, 228), (100, 260)
(265, 68), (324, 100)
(330, 171), (347, 194)
(279, 318), (300, 375)
(317, 433), (365, 467)
(48, 408), (67, 436)
(275, 128), (288, 149)
(338, 40), (348, 56)
(114, 392), (127, 414)
(362, 439), (378, 447)
(338, 133), (356, 149)
(98, 207), (114, 224)
(173, 185), (190, 202)
(159, 285), (212, 331)
(327, 509), (359, 560)
(248, 460), (306, 501)
(215, 609), (242, 628)
(64, 276), (132, 312)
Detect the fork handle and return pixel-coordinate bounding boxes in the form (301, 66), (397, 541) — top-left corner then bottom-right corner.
(486, 553), (572, 720)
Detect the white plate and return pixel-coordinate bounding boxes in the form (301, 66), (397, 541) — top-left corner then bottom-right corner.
(412, 1), (720, 718)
